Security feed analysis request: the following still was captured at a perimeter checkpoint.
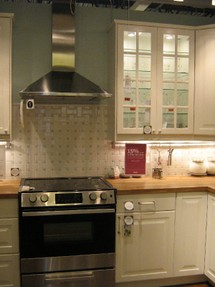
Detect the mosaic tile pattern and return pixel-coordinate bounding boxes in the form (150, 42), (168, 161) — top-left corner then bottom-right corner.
(3, 104), (215, 179)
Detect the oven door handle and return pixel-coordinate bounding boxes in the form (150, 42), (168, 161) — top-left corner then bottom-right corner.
(45, 270), (94, 283)
(22, 208), (115, 217)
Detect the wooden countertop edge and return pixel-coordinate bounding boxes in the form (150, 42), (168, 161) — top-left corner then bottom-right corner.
(116, 186), (211, 195)
(0, 178), (215, 198)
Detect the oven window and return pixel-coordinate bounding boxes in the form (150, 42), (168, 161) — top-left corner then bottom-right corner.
(20, 211), (115, 258)
(44, 222), (93, 243)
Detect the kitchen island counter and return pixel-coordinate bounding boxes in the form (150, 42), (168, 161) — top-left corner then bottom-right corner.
(108, 176), (215, 195)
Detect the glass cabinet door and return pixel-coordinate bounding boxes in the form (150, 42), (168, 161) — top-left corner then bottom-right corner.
(117, 25), (157, 134)
(116, 23), (194, 136)
(158, 30), (194, 133)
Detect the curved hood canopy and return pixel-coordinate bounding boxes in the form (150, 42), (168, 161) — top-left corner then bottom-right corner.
(19, 71), (111, 103)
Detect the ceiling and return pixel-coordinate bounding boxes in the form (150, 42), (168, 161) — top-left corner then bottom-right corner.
(1, 0), (215, 17)
(131, 0), (215, 17)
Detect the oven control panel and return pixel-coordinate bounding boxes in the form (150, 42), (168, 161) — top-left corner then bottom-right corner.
(20, 190), (116, 208)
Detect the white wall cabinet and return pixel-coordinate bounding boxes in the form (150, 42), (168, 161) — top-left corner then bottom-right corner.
(0, 198), (20, 287)
(195, 27), (215, 136)
(0, 14), (13, 141)
(174, 192), (207, 276)
(109, 21), (194, 141)
(205, 193), (215, 283)
(116, 193), (176, 282)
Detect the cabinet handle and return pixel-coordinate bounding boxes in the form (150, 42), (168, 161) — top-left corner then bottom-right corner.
(117, 216), (121, 234)
(138, 201), (156, 210)
(138, 201), (155, 206)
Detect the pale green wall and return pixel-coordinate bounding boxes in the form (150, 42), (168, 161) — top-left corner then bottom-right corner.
(0, 3), (51, 103)
(0, 3), (215, 103)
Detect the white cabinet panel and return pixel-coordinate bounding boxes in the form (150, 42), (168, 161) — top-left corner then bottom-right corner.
(195, 28), (215, 136)
(0, 254), (20, 287)
(116, 193), (176, 283)
(0, 218), (19, 254)
(0, 198), (20, 287)
(174, 192), (207, 276)
(116, 211), (175, 282)
(0, 14), (13, 140)
(205, 193), (215, 283)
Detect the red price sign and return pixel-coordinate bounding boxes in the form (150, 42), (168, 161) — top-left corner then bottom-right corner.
(125, 144), (147, 175)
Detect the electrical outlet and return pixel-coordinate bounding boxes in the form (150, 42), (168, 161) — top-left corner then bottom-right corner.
(26, 99), (35, 109)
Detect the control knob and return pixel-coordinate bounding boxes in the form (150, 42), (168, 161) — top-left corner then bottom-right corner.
(100, 191), (108, 201)
(29, 194), (37, 203)
(89, 192), (97, 201)
(40, 194), (49, 203)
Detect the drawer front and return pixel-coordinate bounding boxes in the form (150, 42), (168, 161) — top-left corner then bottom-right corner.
(117, 193), (176, 213)
(0, 253), (20, 287)
(0, 218), (19, 254)
(0, 199), (18, 218)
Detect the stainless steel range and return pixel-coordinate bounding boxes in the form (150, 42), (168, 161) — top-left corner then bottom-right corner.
(18, 177), (116, 287)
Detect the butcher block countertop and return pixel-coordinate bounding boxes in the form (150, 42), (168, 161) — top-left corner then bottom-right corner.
(107, 176), (215, 195)
(0, 180), (20, 198)
(1, 177), (215, 198)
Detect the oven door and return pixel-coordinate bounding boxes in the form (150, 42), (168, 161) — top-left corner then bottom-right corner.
(19, 207), (115, 259)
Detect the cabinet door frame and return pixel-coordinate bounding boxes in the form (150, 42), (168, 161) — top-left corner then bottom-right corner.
(116, 24), (157, 135)
(174, 192), (207, 276)
(116, 210), (175, 282)
(205, 193), (215, 283)
(195, 26), (215, 136)
(157, 28), (194, 135)
(0, 14), (13, 140)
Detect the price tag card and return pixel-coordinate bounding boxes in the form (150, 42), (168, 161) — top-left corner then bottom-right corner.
(125, 144), (147, 175)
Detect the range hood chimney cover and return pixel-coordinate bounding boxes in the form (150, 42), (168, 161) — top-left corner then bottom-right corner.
(19, 1), (111, 103)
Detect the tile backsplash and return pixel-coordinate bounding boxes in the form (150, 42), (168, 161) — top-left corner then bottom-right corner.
(0, 146), (5, 178)
(2, 104), (215, 179)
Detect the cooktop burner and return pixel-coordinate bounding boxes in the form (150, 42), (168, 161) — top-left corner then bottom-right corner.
(20, 176), (113, 192)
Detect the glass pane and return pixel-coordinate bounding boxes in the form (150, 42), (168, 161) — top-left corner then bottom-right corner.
(123, 107), (136, 128)
(138, 82), (151, 105)
(177, 35), (189, 56)
(163, 83), (175, 106)
(177, 108), (188, 128)
(177, 83), (188, 106)
(162, 108), (174, 128)
(138, 107), (151, 128)
(124, 31), (136, 52)
(139, 32), (151, 53)
(163, 34), (175, 55)
(177, 57), (189, 81)
(163, 57), (175, 80)
(124, 54), (136, 72)
(123, 74), (136, 105)
(139, 55), (151, 80)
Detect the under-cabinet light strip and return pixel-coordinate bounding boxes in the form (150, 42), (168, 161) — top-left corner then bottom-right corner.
(112, 141), (215, 148)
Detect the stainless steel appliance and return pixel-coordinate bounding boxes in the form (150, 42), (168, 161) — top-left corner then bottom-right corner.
(18, 177), (116, 287)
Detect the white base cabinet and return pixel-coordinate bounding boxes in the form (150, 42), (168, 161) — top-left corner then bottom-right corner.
(116, 192), (210, 285)
(116, 193), (176, 282)
(0, 254), (20, 287)
(205, 193), (215, 283)
(0, 199), (20, 287)
(174, 192), (207, 276)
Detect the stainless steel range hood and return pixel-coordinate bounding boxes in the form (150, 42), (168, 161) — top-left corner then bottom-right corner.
(19, 1), (111, 103)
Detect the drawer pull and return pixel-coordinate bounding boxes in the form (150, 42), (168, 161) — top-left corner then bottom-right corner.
(138, 201), (156, 211)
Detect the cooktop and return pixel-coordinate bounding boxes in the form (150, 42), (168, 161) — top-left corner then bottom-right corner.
(19, 176), (113, 192)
